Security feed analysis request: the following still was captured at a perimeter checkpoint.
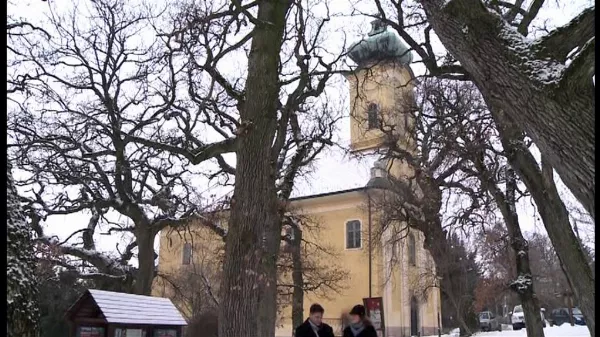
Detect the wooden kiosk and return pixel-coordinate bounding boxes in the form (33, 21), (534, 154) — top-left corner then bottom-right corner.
(65, 289), (187, 337)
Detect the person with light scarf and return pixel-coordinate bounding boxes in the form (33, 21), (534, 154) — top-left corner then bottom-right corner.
(342, 305), (377, 337)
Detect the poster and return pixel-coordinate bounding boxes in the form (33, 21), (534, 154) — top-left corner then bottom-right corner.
(79, 327), (104, 337)
(115, 329), (145, 337)
(126, 329), (143, 337)
(154, 329), (177, 337)
(363, 297), (385, 335)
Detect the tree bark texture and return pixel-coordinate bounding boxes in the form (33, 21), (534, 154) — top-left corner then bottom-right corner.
(394, 173), (474, 336)
(423, 220), (473, 336)
(493, 110), (595, 336)
(218, 1), (292, 337)
(494, 168), (545, 337)
(291, 226), (304, 333)
(448, 301), (470, 337)
(419, 0), (595, 219)
(135, 228), (156, 295)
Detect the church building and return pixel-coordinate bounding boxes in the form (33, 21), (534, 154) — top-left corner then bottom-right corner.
(153, 19), (442, 337)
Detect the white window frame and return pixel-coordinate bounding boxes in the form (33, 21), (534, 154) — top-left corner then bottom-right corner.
(345, 219), (362, 250)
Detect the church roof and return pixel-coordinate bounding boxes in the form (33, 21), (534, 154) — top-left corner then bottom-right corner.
(290, 149), (378, 199)
(66, 289), (187, 326)
(290, 152), (394, 201)
(291, 186), (365, 201)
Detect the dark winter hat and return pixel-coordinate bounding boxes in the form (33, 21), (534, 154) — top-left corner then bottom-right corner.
(349, 304), (366, 317)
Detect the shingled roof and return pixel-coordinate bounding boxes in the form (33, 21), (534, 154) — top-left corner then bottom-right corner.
(66, 289), (187, 326)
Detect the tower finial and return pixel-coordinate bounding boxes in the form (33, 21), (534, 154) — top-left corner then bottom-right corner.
(368, 18), (387, 36)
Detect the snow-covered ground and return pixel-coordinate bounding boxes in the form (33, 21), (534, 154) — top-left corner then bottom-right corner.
(426, 325), (590, 337)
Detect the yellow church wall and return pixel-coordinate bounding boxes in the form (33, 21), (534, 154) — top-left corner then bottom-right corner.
(152, 188), (441, 337)
(152, 191), (385, 335)
(275, 190), (385, 336)
(154, 220), (225, 275)
(342, 57), (441, 336)
(152, 219), (226, 319)
(371, 218), (441, 337)
(153, 58), (443, 336)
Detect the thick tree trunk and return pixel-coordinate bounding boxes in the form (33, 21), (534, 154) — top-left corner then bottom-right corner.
(419, 0), (595, 219)
(494, 168), (545, 337)
(397, 174), (474, 335)
(415, 182), (472, 335)
(135, 229), (156, 295)
(445, 294), (472, 336)
(291, 226), (304, 332)
(426, 224), (473, 336)
(493, 110), (596, 336)
(455, 313), (471, 337)
(218, 1), (291, 337)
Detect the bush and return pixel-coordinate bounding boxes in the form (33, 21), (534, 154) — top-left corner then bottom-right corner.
(186, 312), (218, 337)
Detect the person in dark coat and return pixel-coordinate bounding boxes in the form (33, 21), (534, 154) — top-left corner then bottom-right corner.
(342, 305), (378, 337)
(295, 303), (335, 337)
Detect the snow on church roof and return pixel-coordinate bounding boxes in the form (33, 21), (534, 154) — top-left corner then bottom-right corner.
(70, 289), (187, 326)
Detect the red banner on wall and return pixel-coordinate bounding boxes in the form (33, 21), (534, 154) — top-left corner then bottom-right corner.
(363, 297), (385, 336)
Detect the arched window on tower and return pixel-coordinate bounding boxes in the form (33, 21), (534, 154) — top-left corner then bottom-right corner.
(182, 242), (192, 265)
(408, 233), (416, 266)
(367, 103), (380, 130)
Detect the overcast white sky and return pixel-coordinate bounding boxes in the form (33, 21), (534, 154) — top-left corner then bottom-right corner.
(8, 0), (594, 265)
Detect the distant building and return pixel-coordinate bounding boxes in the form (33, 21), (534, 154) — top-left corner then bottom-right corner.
(153, 19), (441, 337)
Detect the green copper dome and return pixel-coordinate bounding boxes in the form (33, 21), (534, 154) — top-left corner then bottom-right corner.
(348, 19), (413, 66)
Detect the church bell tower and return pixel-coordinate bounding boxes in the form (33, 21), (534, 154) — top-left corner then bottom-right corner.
(345, 19), (417, 155)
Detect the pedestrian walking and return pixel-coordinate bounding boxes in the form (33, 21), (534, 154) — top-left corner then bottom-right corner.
(342, 305), (377, 337)
(295, 303), (335, 337)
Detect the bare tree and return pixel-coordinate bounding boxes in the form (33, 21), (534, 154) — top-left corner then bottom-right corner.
(7, 12), (42, 337)
(279, 214), (350, 331)
(155, 250), (221, 337)
(410, 232), (480, 333)
(476, 225), (587, 314)
(371, 0), (595, 220)
(8, 0), (228, 295)
(155, 212), (348, 336)
(121, 1), (346, 335)
(527, 232), (572, 310)
(355, 6), (596, 329)
(365, 78), (494, 335)
(473, 222), (518, 316)
(364, 77), (551, 335)
(467, 137), (545, 337)
(492, 109), (595, 334)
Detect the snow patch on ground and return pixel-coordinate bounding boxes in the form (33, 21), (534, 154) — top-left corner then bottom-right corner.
(423, 324), (590, 337)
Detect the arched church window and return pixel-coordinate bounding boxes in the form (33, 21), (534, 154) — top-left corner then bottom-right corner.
(367, 103), (379, 130)
(408, 233), (416, 266)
